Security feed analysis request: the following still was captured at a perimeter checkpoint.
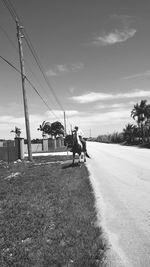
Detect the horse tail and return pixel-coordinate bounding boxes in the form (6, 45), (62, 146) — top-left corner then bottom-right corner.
(85, 152), (91, 158)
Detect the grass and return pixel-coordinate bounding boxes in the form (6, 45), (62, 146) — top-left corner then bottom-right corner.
(0, 155), (107, 267)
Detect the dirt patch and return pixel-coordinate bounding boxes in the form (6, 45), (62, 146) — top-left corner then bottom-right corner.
(0, 156), (107, 266)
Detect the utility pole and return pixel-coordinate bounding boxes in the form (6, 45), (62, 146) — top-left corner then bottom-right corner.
(70, 124), (72, 134)
(16, 19), (32, 161)
(64, 111), (67, 136)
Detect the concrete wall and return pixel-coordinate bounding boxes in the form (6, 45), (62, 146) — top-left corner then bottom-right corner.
(0, 137), (65, 161)
(0, 141), (17, 162)
(0, 139), (24, 162)
(24, 143), (43, 153)
(0, 147), (17, 162)
(24, 138), (65, 153)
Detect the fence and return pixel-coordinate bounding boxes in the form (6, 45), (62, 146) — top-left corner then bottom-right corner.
(24, 137), (65, 154)
(0, 137), (65, 162)
(0, 138), (24, 163)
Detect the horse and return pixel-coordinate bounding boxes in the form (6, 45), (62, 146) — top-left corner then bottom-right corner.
(71, 130), (86, 165)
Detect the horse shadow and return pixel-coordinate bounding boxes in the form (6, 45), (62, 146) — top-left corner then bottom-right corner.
(62, 161), (83, 169)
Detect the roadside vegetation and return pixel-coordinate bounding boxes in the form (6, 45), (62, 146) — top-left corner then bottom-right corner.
(0, 156), (107, 267)
(93, 99), (150, 148)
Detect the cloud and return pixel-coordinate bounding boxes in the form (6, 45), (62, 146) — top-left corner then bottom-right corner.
(65, 108), (131, 130)
(46, 63), (84, 76)
(72, 90), (150, 103)
(0, 116), (14, 122)
(71, 63), (84, 71)
(72, 92), (113, 103)
(95, 103), (127, 109)
(0, 107), (133, 139)
(69, 87), (76, 94)
(110, 15), (137, 28)
(92, 28), (136, 46)
(122, 70), (150, 80)
(46, 69), (57, 76)
(0, 109), (81, 139)
(46, 109), (79, 118)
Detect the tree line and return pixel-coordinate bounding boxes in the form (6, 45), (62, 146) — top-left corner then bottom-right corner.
(95, 99), (150, 146)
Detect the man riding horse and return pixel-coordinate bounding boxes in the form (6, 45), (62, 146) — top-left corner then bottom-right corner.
(74, 126), (87, 153)
(64, 125), (90, 164)
(69, 126), (89, 164)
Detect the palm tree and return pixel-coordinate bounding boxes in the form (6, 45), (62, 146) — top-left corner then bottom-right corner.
(11, 126), (21, 138)
(144, 118), (150, 143)
(131, 100), (150, 142)
(131, 100), (146, 124)
(123, 123), (136, 144)
(37, 121), (51, 138)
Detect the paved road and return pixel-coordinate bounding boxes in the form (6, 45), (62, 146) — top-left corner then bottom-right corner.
(86, 142), (150, 267)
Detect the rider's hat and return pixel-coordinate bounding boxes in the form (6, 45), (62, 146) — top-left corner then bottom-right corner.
(74, 126), (78, 130)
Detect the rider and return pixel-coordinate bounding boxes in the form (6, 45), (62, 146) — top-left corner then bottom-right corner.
(74, 126), (87, 152)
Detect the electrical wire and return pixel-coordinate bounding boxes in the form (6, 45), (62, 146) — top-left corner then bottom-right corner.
(1, 0), (73, 129)
(0, 54), (62, 121)
(0, 22), (58, 113)
(1, 0), (65, 112)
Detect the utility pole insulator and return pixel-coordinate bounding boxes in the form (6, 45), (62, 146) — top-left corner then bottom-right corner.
(16, 19), (32, 161)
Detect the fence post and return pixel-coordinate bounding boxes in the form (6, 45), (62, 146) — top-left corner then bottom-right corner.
(15, 138), (24, 160)
(48, 138), (56, 151)
(7, 140), (15, 163)
(56, 137), (61, 149)
(42, 139), (48, 152)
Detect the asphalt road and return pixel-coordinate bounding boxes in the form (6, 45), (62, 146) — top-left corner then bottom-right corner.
(86, 142), (150, 267)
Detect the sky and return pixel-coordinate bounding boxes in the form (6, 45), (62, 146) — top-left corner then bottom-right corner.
(1, 0), (150, 139)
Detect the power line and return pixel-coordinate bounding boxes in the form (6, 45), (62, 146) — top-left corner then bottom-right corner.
(0, 54), (62, 121)
(1, 0), (16, 21)
(0, 22), (58, 112)
(1, 0), (65, 112)
(23, 33), (65, 111)
(0, 23), (17, 51)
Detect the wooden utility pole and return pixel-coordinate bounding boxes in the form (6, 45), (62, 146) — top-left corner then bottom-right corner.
(64, 111), (67, 136)
(16, 20), (32, 161)
(70, 124), (72, 134)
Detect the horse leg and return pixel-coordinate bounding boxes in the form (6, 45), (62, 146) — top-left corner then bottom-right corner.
(72, 152), (75, 165)
(83, 152), (86, 162)
(78, 153), (81, 164)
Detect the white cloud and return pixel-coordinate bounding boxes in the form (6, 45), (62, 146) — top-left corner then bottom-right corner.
(72, 90), (150, 103)
(65, 108), (132, 136)
(56, 64), (68, 73)
(122, 70), (150, 80)
(92, 109), (130, 122)
(72, 92), (113, 103)
(46, 63), (84, 76)
(0, 107), (133, 139)
(92, 28), (136, 46)
(95, 103), (127, 109)
(111, 103), (126, 108)
(94, 104), (107, 109)
(46, 69), (57, 76)
(110, 15), (136, 28)
(0, 116), (14, 122)
(69, 87), (76, 94)
(71, 63), (84, 71)
(46, 109), (79, 118)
